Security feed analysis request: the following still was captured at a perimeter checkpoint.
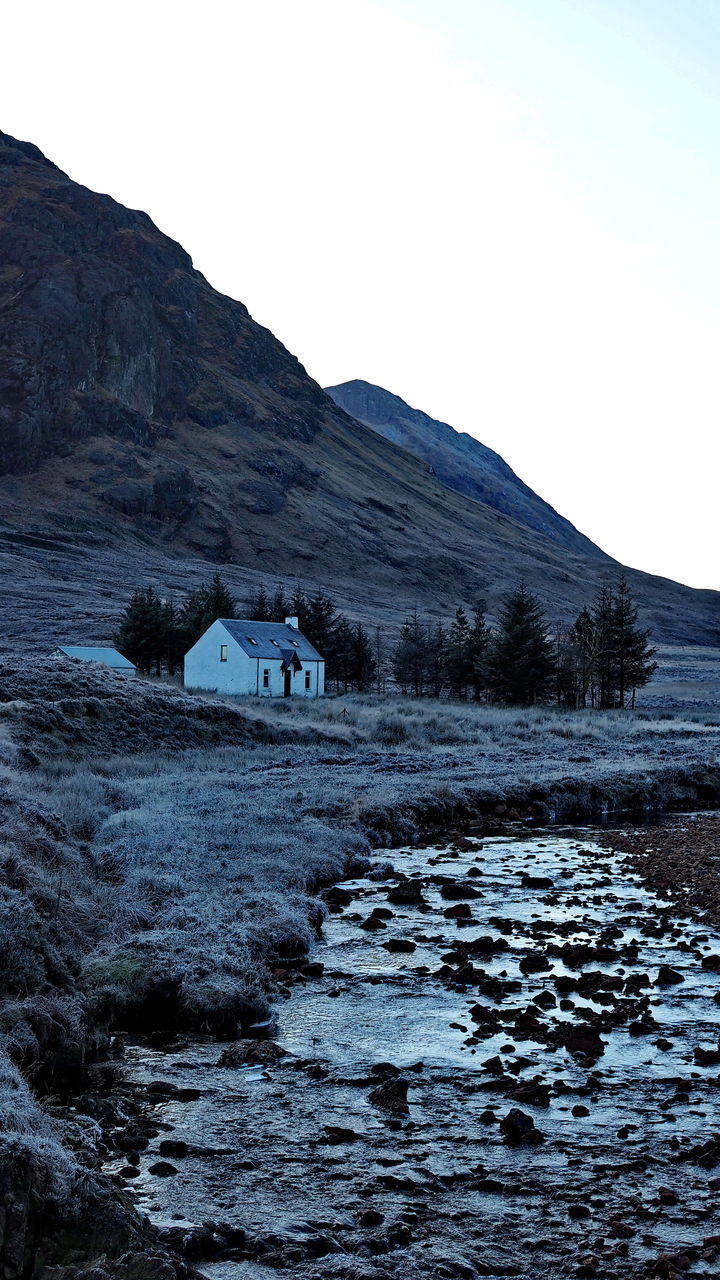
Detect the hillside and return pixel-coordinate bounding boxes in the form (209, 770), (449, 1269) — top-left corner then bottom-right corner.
(325, 379), (603, 558)
(0, 130), (718, 646)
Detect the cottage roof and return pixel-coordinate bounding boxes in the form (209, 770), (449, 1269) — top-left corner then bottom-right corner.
(218, 619), (323, 661)
(58, 646), (136, 669)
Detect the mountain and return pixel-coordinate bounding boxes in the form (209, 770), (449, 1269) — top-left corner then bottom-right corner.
(0, 130), (718, 647)
(325, 380), (602, 558)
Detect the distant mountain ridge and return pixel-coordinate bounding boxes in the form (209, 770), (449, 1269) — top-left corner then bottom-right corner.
(0, 129), (718, 648)
(325, 380), (603, 559)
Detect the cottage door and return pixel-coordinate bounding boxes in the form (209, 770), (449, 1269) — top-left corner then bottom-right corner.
(283, 670), (291, 697)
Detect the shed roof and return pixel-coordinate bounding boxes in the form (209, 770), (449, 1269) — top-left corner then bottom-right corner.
(58, 646), (136, 669)
(218, 619), (323, 661)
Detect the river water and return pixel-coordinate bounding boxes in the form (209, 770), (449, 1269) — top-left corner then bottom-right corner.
(106, 830), (720, 1279)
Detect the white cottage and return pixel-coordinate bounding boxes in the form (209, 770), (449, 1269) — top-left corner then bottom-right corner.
(184, 617), (325, 698)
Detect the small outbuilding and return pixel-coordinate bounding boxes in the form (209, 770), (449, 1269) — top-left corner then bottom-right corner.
(184, 617), (325, 698)
(57, 646), (137, 674)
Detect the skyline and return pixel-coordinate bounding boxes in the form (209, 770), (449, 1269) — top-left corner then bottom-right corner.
(3, 0), (719, 590)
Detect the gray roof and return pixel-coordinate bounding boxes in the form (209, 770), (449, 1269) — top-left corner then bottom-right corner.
(218, 619), (323, 661)
(58, 646), (136, 669)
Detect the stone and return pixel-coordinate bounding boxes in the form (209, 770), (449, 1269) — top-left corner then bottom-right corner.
(440, 882), (483, 901)
(368, 1077), (410, 1114)
(387, 881), (426, 905)
(499, 1108), (545, 1146)
(322, 1125), (358, 1143)
(655, 965), (684, 985)
(563, 1024), (605, 1060)
(216, 1040), (287, 1068)
(568, 1203), (591, 1219)
(158, 1141), (191, 1165)
(148, 1160), (178, 1177)
(359, 914), (387, 931)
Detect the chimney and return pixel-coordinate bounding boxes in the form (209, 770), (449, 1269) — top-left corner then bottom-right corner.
(285, 615), (299, 630)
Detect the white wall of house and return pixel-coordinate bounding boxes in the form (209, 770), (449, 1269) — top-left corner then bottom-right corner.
(183, 619), (324, 697)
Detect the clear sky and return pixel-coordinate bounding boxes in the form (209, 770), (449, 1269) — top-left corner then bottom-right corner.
(3, 0), (719, 589)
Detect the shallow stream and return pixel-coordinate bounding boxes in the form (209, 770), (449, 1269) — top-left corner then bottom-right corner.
(107, 830), (720, 1279)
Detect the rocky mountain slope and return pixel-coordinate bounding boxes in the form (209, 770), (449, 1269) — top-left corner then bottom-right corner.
(0, 130), (718, 646)
(325, 379), (602, 557)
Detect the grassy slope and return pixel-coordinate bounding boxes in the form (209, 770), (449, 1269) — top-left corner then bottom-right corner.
(1, 132), (719, 645)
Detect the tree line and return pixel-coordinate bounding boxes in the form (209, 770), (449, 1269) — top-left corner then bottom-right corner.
(115, 571), (656, 708)
(115, 574), (237, 676)
(248, 585), (378, 691)
(392, 576), (656, 708)
(115, 576), (378, 690)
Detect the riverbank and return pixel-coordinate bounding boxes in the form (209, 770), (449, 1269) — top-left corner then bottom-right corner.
(599, 813), (720, 927)
(1, 657), (720, 1278)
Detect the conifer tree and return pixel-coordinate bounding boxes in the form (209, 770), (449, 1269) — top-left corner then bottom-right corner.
(469, 603), (491, 701)
(592, 584), (617, 709)
(333, 616), (354, 691)
(445, 607), (474, 699)
(611, 574), (657, 708)
(249, 585), (271, 621)
(115, 587), (165, 675)
(392, 611), (426, 695)
(351, 623), (377, 691)
(488, 584), (554, 705)
(289, 588), (310, 632)
(567, 606), (596, 707)
(426, 620), (448, 698)
(304, 592), (341, 681)
(177, 584), (210, 651)
(161, 599), (183, 676)
(269, 586), (291, 621)
(203, 573), (236, 627)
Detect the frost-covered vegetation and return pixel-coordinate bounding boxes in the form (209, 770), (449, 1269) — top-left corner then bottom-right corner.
(209, 689), (720, 747)
(1, 651), (719, 1274)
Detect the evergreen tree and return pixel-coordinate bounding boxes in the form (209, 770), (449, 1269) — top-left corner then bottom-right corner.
(426, 620), (448, 698)
(115, 587), (165, 676)
(592, 584), (617, 709)
(611, 574), (657, 708)
(333, 616), (354, 691)
(269, 585), (291, 622)
(289, 588), (310, 631)
(351, 623), (377, 691)
(552, 624), (578, 707)
(177, 584), (210, 651)
(445, 607), (474, 698)
(303, 591), (341, 682)
(203, 573), (236, 627)
(392, 611), (426, 696)
(488, 584), (555, 705)
(161, 599), (183, 676)
(567, 606), (596, 708)
(469, 603), (491, 701)
(249, 585), (271, 620)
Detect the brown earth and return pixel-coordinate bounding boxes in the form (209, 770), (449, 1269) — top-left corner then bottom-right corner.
(600, 813), (720, 926)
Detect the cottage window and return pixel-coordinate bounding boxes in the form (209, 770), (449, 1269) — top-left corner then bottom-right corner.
(290, 640), (300, 648)
(271, 638), (280, 646)
(305, 670), (311, 690)
(220, 645), (228, 662)
(246, 636), (258, 646)
(263, 669), (270, 689)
